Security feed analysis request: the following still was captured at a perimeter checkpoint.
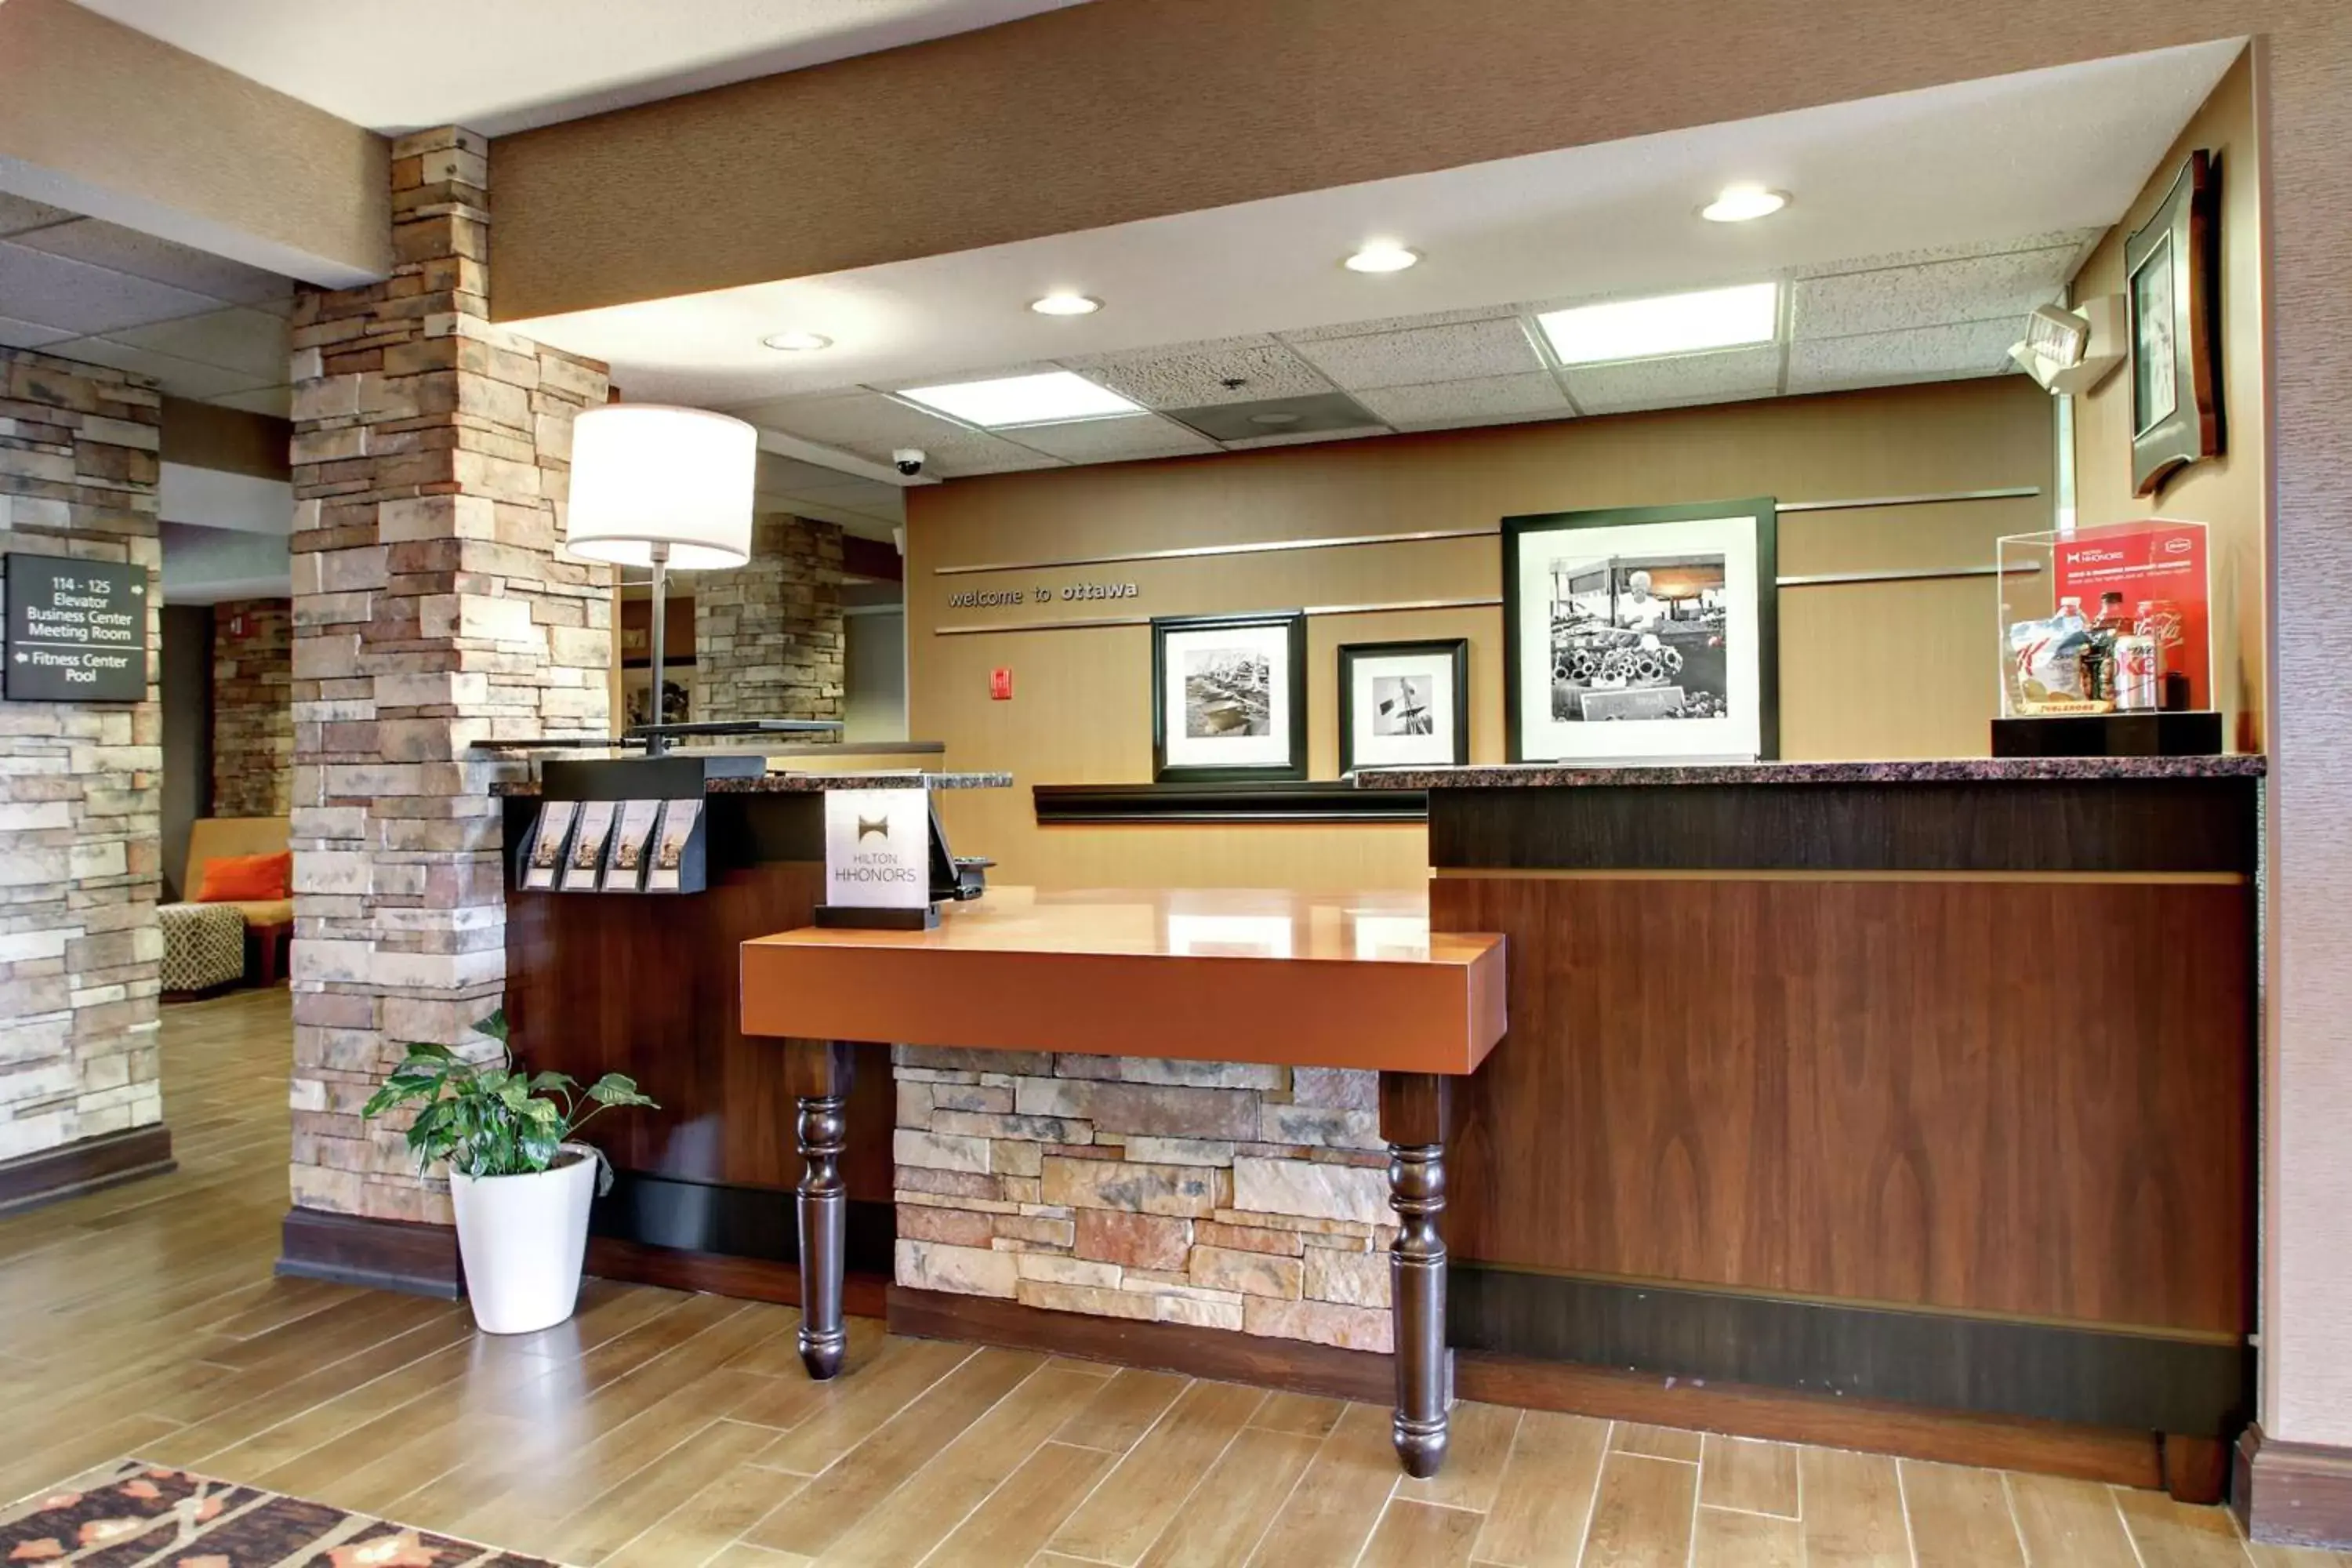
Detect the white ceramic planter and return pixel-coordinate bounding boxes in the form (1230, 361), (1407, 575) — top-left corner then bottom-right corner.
(448, 1142), (597, 1334)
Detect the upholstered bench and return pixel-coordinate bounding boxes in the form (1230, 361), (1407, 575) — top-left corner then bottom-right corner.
(167, 816), (293, 985)
(160, 902), (247, 996)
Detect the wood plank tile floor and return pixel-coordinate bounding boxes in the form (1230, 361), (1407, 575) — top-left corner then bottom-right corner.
(0, 985), (2338, 1568)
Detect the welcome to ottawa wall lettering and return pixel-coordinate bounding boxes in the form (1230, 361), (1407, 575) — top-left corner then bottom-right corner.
(946, 582), (1142, 609)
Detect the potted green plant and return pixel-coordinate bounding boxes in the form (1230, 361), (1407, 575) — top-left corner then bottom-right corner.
(361, 1011), (655, 1334)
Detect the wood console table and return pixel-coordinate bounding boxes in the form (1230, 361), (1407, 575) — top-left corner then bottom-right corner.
(741, 887), (1507, 1475)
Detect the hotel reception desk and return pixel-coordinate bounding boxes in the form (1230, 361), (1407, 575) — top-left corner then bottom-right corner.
(1363, 755), (2262, 1501)
(494, 751), (2260, 1501)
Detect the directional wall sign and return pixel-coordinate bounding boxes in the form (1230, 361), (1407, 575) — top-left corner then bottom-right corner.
(4, 553), (148, 702)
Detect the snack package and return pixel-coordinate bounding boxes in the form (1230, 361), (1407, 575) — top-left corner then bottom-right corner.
(2007, 615), (2103, 713)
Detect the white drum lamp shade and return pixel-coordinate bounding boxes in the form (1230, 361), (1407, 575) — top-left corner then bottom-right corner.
(564, 405), (757, 569)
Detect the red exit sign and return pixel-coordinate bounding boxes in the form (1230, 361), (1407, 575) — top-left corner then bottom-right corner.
(989, 667), (1013, 701)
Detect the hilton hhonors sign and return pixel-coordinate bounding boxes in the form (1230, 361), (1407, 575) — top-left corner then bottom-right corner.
(4, 553), (147, 702)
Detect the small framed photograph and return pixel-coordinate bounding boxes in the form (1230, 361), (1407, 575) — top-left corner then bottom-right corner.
(2126, 149), (2221, 496)
(1504, 498), (1778, 764)
(1151, 611), (1308, 782)
(1338, 638), (1468, 775)
(623, 664), (694, 728)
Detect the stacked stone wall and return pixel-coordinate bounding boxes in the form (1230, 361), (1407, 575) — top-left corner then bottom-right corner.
(894, 1048), (1397, 1351)
(0, 347), (165, 1163)
(695, 513), (843, 728)
(210, 597), (293, 818)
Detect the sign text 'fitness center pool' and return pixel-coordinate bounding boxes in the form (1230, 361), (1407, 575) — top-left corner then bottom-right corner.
(4, 554), (148, 702)
(947, 581), (1141, 610)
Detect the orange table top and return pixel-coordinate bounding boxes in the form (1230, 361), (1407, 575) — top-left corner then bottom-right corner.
(741, 887), (1506, 1076)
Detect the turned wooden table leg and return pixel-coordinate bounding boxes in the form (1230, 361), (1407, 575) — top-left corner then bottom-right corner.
(791, 1040), (856, 1380)
(1381, 1071), (1457, 1478)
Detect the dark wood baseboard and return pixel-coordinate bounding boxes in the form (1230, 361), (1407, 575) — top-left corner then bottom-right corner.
(277, 1207), (463, 1299)
(0, 1123), (175, 1217)
(1450, 1262), (2250, 1436)
(888, 1285), (1395, 1403)
(586, 1236), (890, 1318)
(2236, 1424), (2352, 1549)
(1456, 1351), (2178, 1497)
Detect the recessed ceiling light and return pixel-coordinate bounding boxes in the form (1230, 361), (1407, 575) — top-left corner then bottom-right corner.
(760, 330), (833, 351)
(1344, 242), (1420, 274)
(897, 371), (1141, 428)
(1700, 185), (1790, 223)
(1537, 282), (1780, 366)
(1029, 293), (1102, 316)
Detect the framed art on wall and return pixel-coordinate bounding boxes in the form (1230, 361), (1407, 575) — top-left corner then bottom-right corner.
(1151, 610), (1308, 782)
(2126, 148), (2222, 497)
(1503, 498), (1777, 764)
(1338, 638), (1468, 775)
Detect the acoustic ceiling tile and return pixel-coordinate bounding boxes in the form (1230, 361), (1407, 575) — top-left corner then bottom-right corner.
(110, 306), (290, 380)
(207, 385), (295, 418)
(1786, 318), (2023, 394)
(0, 314), (76, 350)
(1353, 372), (1571, 430)
(1279, 303), (1523, 343)
(1064, 337), (1330, 408)
(36, 336), (274, 401)
(1287, 318), (1546, 390)
(1790, 247), (2079, 340)
(999, 413), (1219, 463)
(1788, 227), (2107, 278)
(738, 390), (1055, 477)
(16, 219), (294, 306)
(0, 242), (225, 336)
(1221, 423), (1392, 450)
(1561, 344), (1784, 416)
(0, 193), (75, 238)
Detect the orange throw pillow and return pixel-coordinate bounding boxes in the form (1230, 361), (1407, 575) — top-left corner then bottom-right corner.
(195, 851), (291, 903)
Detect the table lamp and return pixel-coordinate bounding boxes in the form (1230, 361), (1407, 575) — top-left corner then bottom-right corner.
(563, 404), (757, 752)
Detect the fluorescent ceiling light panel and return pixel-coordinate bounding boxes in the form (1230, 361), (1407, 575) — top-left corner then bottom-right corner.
(897, 371), (1141, 427)
(1537, 282), (1780, 366)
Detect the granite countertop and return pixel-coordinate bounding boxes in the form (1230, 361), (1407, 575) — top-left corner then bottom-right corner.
(1355, 756), (2268, 789)
(493, 771), (1012, 797)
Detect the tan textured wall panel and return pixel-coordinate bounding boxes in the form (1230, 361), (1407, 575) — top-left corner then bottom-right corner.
(0, 0), (390, 285)
(909, 379), (2053, 891)
(491, 0), (2248, 320)
(2073, 50), (2268, 751)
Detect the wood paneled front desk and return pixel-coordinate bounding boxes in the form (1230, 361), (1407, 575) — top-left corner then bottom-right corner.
(740, 888), (1507, 1476)
(1360, 754), (2264, 1502)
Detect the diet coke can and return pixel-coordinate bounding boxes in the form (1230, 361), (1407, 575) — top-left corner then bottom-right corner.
(2114, 634), (2161, 712)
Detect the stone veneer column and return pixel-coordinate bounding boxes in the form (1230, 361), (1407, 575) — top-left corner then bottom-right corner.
(694, 513), (844, 728)
(285, 127), (610, 1224)
(893, 1049), (1399, 1350)
(209, 597), (293, 818)
(0, 347), (166, 1167)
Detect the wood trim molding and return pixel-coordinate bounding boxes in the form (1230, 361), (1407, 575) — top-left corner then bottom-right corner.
(1034, 781), (1428, 825)
(586, 1236), (891, 1319)
(277, 1207), (463, 1300)
(1454, 1352), (2180, 1497)
(2235, 1424), (2352, 1551)
(888, 1284), (1395, 1403)
(0, 1123), (175, 1217)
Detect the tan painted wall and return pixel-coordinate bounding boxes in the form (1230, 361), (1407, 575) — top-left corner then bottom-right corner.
(2073, 51), (2267, 751)
(0, 0), (389, 285)
(907, 378), (2053, 892)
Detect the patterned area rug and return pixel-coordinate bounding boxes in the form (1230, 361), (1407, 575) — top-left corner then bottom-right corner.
(0, 1460), (572, 1566)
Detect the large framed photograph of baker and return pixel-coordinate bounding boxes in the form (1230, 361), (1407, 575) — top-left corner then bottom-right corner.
(1151, 610), (1308, 782)
(1503, 498), (1777, 764)
(1338, 637), (1468, 775)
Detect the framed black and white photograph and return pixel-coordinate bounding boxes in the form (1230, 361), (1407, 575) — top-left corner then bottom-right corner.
(1503, 499), (1777, 764)
(1151, 611), (1308, 782)
(1338, 638), (1468, 775)
(2126, 148), (2221, 497)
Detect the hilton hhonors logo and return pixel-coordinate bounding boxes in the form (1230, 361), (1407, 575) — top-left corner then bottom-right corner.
(825, 788), (929, 909)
